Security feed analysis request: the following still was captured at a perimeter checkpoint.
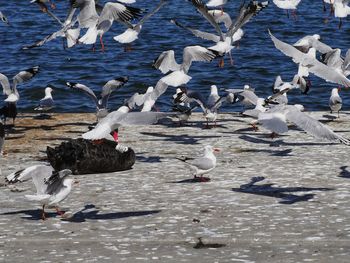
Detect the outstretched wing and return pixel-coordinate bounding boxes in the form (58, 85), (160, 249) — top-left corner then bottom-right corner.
(66, 82), (99, 107)
(171, 19), (220, 42)
(153, 50), (181, 74)
(100, 76), (128, 107)
(0, 73), (11, 96)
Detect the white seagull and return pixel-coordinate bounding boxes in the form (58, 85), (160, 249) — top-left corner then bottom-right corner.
(66, 76), (128, 120)
(329, 88), (342, 117)
(258, 104), (350, 145)
(269, 30), (350, 87)
(34, 87), (54, 111)
(333, 0), (350, 29)
(78, 1), (142, 51)
(293, 34), (333, 54)
(152, 45), (217, 87)
(177, 145), (220, 181)
(273, 0), (302, 18)
(24, 169), (75, 220)
(114, 0), (168, 49)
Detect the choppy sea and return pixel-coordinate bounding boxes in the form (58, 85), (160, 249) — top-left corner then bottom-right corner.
(0, 0), (349, 113)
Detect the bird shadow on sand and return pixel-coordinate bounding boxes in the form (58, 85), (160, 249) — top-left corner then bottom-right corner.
(0, 204), (161, 222)
(235, 148), (293, 157)
(239, 135), (338, 147)
(62, 204), (161, 223)
(140, 132), (222, 145)
(168, 177), (211, 183)
(136, 154), (162, 163)
(232, 177), (334, 204)
(339, 166), (350, 178)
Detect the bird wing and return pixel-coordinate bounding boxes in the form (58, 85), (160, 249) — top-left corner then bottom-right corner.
(227, 1), (269, 38)
(310, 38), (333, 54)
(100, 77), (128, 108)
(286, 106), (350, 144)
(71, 0), (99, 28)
(182, 45), (217, 73)
(12, 66), (40, 94)
(175, 90), (207, 112)
(0, 73), (11, 96)
(6, 165), (53, 184)
(45, 170), (72, 196)
(274, 75), (284, 89)
(189, 0), (225, 41)
(342, 49), (350, 74)
(66, 82), (99, 107)
(184, 156), (215, 170)
(152, 50), (181, 74)
(99, 2), (142, 24)
(171, 19), (220, 42)
(135, 0), (167, 27)
(36, 97), (54, 110)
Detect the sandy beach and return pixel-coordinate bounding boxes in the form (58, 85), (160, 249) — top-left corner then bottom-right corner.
(0, 112), (350, 262)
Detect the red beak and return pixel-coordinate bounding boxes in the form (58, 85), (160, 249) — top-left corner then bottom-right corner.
(213, 148), (220, 153)
(112, 131), (119, 142)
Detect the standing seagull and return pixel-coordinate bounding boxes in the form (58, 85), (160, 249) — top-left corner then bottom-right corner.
(66, 77), (128, 120)
(329, 88), (342, 118)
(177, 145), (220, 182)
(114, 0), (168, 51)
(333, 0), (350, 29)
(35, 87), (54, 112)
(24, 169), (75, 220)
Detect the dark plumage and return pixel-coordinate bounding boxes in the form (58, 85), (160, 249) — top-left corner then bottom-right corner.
(46, 138), (135, 174)
(0, 103), (17, 125)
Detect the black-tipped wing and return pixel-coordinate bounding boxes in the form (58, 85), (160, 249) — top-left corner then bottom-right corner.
(66, 82), (99, 107)
(100, 77), (128, 107)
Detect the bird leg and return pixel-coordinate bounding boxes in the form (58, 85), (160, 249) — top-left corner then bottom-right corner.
(124, 44), (133, 52)
(218, 58), (225, 68)
(338, 111), (340, 119)
(323, 1), (326, 12)
(292, 10), (297, 21)
(55, 207), (65, 216)
(251, 123), (259, 132)
(330, 3), (335, 15)
(286, 10), (289, 18)
(41, 205), (46, 220)
(229, 51), (234, 66)
(91, 44), (96, 52)
(339, 18), (342, 30)
(100, 35), (105, 52)
(49, 0), (56, 9)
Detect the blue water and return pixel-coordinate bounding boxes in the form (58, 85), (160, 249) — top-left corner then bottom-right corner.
(0, 0), (349, 113)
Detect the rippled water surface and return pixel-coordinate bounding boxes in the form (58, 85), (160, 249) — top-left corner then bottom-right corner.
(0, 0), (349, 112)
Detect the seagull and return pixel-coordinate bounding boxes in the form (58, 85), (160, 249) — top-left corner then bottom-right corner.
(24, 169), (75, 220)
(183, 0), (268, 67)
(66, 76), (128, 120)
(78, 1), (143, 51)
(113, 0), (168, 50)
(174, 86), (232, 127)
(293, 34), (333, 54)
(176, 145), (220, 182)
(225, 85), (259, 109)
(258, 104), (350, 145)
(82, 110), (179, 141)
(0, 66), (40, 125)
(0, 11), (9, 25)
(333, 0), (350, 29)
(272, 0), (301, 18)
(152, 45), (217, 86)
(269, 30), (350, 87)
(329, 87), (342, 118)
(34, 87), (54, 112)
(0, 120), (4, 156)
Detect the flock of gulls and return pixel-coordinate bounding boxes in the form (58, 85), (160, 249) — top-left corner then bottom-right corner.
(0, 0), (350, 220)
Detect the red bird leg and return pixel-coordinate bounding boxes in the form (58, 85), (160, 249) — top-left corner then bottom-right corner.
(41, 205), (46, 220)
(55, 207), (65, 216)
(100, 35), (105, 52)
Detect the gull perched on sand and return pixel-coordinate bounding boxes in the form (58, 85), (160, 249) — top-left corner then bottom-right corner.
(66, 77), (128, 120)
(0, 11), (9, 25)
(114, 0), (168, 50)
(269, 30), (350, 87)
(34, 87), (54, 111)
(177, 145), (220, 182)
(329, 88), (342, 118)
(24, 169), (75, 220)
(258, 104), (350, 145)
(152, 45), (217, 87)
(78, 1), (142, 51)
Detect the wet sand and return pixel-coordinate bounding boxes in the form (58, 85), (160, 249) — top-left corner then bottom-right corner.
(0, 112), (350, 262)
